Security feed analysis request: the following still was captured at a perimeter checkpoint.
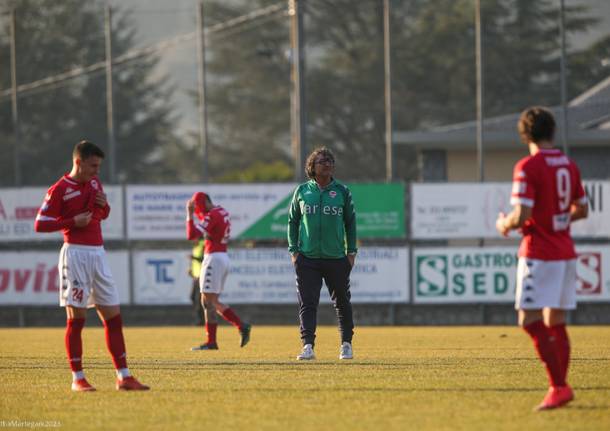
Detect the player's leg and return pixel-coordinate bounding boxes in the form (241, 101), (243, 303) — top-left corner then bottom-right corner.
(322, 257), (354, 359)
(546, 258), (577, 383)
(295, 255), (323, 359)
(65, 306), (94, 391)
(209, 253), (250, 345)
(60, 245), (95, 391)
(93, 250), (149, 391)
(516, 258), (569, 410)
(191, 292), (219, 350)
(191, 278), (204, 325)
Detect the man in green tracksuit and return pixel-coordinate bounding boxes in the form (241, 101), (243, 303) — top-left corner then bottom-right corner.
(288, 147), (357, 360)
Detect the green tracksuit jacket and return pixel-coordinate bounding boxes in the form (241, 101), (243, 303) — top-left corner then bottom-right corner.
(287, 178), (357, 259)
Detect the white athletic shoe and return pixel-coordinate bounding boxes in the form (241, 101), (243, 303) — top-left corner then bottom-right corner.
(339, 342), (353, 360)
(296, 344), (315, 360)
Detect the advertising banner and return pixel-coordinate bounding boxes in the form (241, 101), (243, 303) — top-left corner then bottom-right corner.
(133, 247), (409, 304)
(0, 251), (129, 305)
(411, 181), (610, 239)
(0, 186), (123, 242)
(413, 246), (610, 303)
(126, 184), (295, 240)
(127, 183), (405, 241)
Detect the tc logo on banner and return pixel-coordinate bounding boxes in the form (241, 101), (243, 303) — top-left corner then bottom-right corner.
(146, 259), (175, 283)
(416, 255), (448, 296)
(576, 252), (601, 295)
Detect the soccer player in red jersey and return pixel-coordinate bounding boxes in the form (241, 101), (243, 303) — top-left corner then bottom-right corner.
(496, 107), (588, 411)
(186, 192), (251, 350)
(35, 140), (149, 392)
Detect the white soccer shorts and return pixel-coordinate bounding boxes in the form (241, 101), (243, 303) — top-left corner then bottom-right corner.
(515, 257), (577, 310)
(58, 244), (120, 308)
(199, 252), (230, 295)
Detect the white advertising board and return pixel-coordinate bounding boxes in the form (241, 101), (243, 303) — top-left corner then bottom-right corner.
(126, 184), (295, 240)
(411, 181), (610, 239)
(0, 186), (123, 242)
(0, 251), (129, 305)
(133, 247), (409, 304)
(413, 245), (610, 303)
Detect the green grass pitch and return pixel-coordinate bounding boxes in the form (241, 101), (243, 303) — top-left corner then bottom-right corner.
(1, 325), (609, 430)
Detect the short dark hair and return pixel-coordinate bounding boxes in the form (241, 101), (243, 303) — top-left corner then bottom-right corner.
(305, 147), (335, 179)
(73, 140), (105, 160)
(517, 107), (556, 145)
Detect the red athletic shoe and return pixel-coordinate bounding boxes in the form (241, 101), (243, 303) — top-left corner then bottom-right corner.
(71, 378), (96, 392)
(535, 385), (574, 411)
(116, 376), (150, 391)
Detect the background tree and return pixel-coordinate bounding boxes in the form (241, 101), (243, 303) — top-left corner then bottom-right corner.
(201, 0), (602, 183)
(0, 0), (184, 186)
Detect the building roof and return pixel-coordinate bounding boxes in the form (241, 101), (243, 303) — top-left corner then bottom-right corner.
(394, 77), (610, 150)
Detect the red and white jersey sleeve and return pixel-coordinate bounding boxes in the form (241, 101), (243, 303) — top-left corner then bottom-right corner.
(187, 206), (230, 254)
(510, 149), (587, 260)
(35, 181), (75, 232)
(34, 175), (108, 246)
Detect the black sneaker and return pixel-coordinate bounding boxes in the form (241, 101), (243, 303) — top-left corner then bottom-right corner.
(239, 323), (252, 347)
(191, 342), (219, 351)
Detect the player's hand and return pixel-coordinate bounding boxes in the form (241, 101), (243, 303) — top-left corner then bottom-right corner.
(495, 212), (509, 237)
(291, 253), (299, 264)
(74, 211), (92, 227)
(347, 254), (356, 268)
(186, 199), (195, 216)
(94, 192), (107, 207)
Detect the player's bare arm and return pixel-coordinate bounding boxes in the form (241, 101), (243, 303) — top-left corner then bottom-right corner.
(495, 204), (532, 236)
(73, 211), (93, 228)
(570, 201), (588, 222)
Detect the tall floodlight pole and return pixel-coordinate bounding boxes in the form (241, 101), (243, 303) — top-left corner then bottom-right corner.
(559, 0), (568, 154)
(383, 0), (393, 182)
(10, 8), (21, 186)
(197, 0), (210, 182)
(475, 0), (484, 182)
(105, 4), (117, 183)
(289, 0), (307, 181)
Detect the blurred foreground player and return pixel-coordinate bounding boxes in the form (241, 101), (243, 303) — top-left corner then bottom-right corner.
(496, 107), (588, 411)
(186, 192), (251, 350)
(35, 140), (149, 392)
(188, 237), (205, 325)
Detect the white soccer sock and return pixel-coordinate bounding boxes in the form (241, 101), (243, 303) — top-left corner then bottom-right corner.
(116, 368), (131, 380)
(72, 371), (85, 381)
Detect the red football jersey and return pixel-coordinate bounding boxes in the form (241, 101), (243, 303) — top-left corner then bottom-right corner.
(35, 174), (110, 246)
(510, 148), (587, 260)
(186, 206), (230, 254)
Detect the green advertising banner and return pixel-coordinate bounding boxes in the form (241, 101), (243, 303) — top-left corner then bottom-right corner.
(238, 183), (405, 240)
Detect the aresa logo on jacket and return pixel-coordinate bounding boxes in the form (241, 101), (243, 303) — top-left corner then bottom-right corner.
(300, 203), (344, 216)
(416, 255), (448, 296)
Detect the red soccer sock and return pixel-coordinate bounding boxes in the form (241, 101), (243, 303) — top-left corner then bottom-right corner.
(103, 314), (128, 370)
(220, 308), (243, 329)
(65, 318), (85, 372)
(549, 323), (571, 382)
(205, 322), (218, 344)
(523, 320), (565, 387)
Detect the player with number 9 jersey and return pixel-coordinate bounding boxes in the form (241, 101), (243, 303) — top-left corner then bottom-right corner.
(496, 107), (588, 412)
(510, 148), (587, 260)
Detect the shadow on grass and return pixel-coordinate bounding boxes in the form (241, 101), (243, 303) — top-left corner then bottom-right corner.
(156, 386), (610, 395)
